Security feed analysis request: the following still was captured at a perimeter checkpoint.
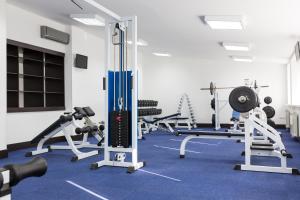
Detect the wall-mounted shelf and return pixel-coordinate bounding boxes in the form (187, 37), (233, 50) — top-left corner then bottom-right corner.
(7, 39), (65, 113)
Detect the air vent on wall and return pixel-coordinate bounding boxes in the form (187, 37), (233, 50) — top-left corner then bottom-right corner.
(40, 26), (70, 44)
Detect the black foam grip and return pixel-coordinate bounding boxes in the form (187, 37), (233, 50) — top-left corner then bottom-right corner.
(4, 157), (48, 187)
(76, 127), (89, 134)
(0, 172), (3, 189)
(103, 77), (106, 90)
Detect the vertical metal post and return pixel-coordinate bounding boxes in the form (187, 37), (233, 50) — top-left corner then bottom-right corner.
(244, 117), (251, 166)
(104, 20), (111, 161)
(214, 92), (221, 130)
(131, 16), (138, 164)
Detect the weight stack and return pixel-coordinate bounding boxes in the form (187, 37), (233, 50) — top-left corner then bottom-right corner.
(109, 111), (131, 148)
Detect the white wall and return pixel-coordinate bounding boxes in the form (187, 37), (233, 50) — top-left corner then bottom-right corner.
(5, 4), (70, 144)
(5, 4), (106, 145)
(0, 1), (7, 152)
(289, 55), (300, 105)
(71, 26), (105, 123)
(141, 55), (287, 124)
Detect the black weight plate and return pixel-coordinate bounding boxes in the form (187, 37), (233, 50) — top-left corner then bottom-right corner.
(210, 98), (215, 110)
(210, 82), (214, 95)
(263, 106), (275, 119)
(267, 119), (276, 128)
(212, 114), (216, 127)
(264, 96), (272, 104)
(256, 96), (260, 108)
(229, 86), (257, 113)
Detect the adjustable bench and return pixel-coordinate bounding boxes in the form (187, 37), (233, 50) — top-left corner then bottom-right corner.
(26, 107), (104, 161)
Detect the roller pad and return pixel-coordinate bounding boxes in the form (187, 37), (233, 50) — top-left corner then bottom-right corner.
(99, 124), (105, 131)
(83, 107), (95, 117)
(75, 128), (83, 134)
(91, 126), (98, 132)
(3, 157), (47, 187)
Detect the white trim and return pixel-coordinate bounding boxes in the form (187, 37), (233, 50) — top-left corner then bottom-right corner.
(138, 169), (181, 182)
(169, 139), (221, 146)
(153, 145), (202, 154)
(66, 180), (109, 200)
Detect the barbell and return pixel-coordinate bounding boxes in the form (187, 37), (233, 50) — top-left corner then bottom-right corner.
(201, 81), (269, 95)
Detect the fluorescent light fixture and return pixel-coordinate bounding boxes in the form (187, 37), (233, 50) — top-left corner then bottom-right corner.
(153, 52), (171, 57)
(127, 39), (148, 46)
(70, 14), (105, 26)
(231, 56), (254, 62)
(204, 15), (245, 30)
(222, 42), (250, 51)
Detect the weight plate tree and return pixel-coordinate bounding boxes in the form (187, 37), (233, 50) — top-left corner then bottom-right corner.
(229, 86), (258, 113)
(90, 16), (144, 173)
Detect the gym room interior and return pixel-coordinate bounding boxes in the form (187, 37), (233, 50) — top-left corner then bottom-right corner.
(0, 0), (300, 199)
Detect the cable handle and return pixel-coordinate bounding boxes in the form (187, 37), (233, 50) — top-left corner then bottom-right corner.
(118, 97), (124, 111)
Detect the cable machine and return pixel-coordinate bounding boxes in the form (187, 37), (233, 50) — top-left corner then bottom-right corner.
(91, 16), (144, 173)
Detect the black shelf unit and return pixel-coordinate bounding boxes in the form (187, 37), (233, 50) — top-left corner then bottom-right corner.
(7, 39), (65, 112)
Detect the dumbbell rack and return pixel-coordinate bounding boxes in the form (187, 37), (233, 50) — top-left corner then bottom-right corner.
(177, 94), (197, 128)
(138, 100), (161, 139)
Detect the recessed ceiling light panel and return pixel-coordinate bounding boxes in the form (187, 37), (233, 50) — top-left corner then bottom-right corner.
(70, 14), (105, 26)
(127, 39), (148, 46)
(153, 52), (171, 57)
(222, 42), (250, 51)
(231, 56), (253, 62)
(204, 15), (245, 30)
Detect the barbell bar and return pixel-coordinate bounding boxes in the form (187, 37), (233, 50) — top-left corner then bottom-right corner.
(201, 81), (269, 95)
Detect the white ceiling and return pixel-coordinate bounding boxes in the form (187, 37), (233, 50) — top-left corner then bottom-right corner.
(8, 0), (300, 64)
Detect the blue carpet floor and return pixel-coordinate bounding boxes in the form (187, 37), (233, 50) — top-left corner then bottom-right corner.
(1, 129), (300, 200)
